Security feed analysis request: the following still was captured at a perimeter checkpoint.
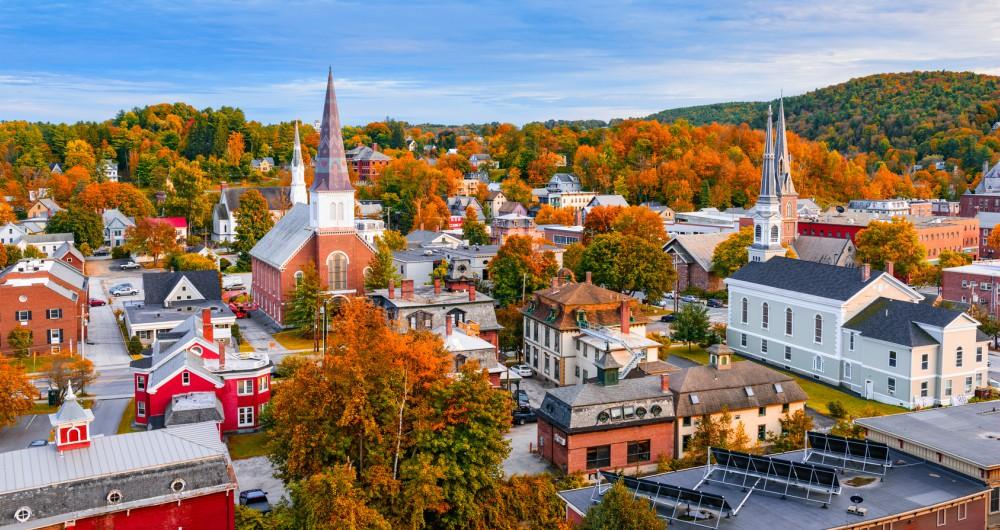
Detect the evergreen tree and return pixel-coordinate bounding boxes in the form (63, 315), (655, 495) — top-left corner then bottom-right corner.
(672, 303), (710, 350)
(234, 189), (275, 270)
(581, 480), (661, 530)
(286, 261), (322, 334)
(364, 237), (401, 291)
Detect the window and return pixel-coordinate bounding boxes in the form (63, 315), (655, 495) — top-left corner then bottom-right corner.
(259, 376), (269, 392)
(740, 333), (747, 347)
(15, 310), (31, 322)
(991, 486), (999, 513)
(814, 314), (823, 343)
(784, 346), (791, 361)
(920, 381), (928, 397)
(887, 377), (896, 395)
(180, 371), (190, 386)
(848, 332), (854, 351)
(888, 351), (897, 368)
(586, 445), (611, 469)
(107, 490), (123, 505)
(813, 355), (824, 373)
(682, 435), (692, 451)
(977, 347), (984, 363)
(544, 327), (550, 347)
(14, 507), (31, 523)
(965, 376), (973, 393)
(46, 308), (62, 319)
(238, 379), (253, 395)
(682, 417), (692, 427)
(294, 271), (303, 286)
(782, 403), (790, 414)
(741, 298), (748, 324)
(755, 224), (762, 241)
(958, 502), (967, 521)
(627, 440), (651, 463)
(238, 406), (255, 427)
(761, 339), (768, 354)
(761, 303), (769, 329)
(921, 353), (928, 370)
(757, 425), (767, 441)
(785, 308), (793, 335)
(937, 509), (946, 526)
(956, 346), (963, 367)
(945, 380), (953, 397)
(47, 329), (62, 344)
(136, 375), (145, 392)
(137, 401), (146, 417)
(770, 225), (779, 243)
(844, 362), (852, 381)
(758, 406), (766, 417)
(326, 252), (348, 290)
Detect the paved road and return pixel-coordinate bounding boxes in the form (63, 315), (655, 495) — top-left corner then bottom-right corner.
(504, 422), (554, 477)
(990, 351), (1000, 385)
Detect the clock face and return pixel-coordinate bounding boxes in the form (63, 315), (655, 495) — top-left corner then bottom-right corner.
(18, 295), (27, 303)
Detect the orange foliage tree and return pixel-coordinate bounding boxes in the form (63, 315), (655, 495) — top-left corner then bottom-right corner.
(77, 182), (153, 217)
(534, 204), (576, 225)
(0, 361), (36, 428)
(582, 205), (623, 242)
(611, 205), (667, 245)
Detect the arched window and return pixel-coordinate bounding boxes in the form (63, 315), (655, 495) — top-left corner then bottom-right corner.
(741, 298), (748, 324)
(956, 346), (964, 367)
(785, 308), (793, 335)
(755, 224), (762, 241)
(294, 270), (304, 287)
(770, 225), (779, 243)
(327, 252), (348, 290)
(786, 203), (793, 217)
(814, 314), (823, 343)
(761, 303), (769, 329)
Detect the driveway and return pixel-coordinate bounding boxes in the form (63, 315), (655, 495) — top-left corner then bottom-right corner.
(517, 376), (555, 409)
(232, 456), (289, 504)
(503, 422), (554, 477)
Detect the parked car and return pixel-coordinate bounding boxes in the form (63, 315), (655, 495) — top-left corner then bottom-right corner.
(239, 489), (271, 514)
(990, 378), (1000, 389)
(92, 248), (109, 257)
(512, 364), (533, 377)
(707, 299), (725, 308)
(659, 313), (675, 323)
(513, 389), (530, 408)
(27, 439), (47, 448)
(88, 298), (107, 307)
(512, 407), (537, 425)
(223, 275), (245, 289)
(680, 295), (699, 303)
(110, 284), (139, 297)
(120, 260), (141, 270)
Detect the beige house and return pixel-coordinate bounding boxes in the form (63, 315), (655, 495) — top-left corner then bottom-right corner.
(670, 345), (808, 459)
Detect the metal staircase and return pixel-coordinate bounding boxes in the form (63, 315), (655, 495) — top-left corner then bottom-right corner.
(578, 322), (646, 378)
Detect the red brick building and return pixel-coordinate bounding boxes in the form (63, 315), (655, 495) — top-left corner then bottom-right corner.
(250, 70), (375, 327)
(130, 309), (272, 433)
(941, 262), (1000, 317)
(345, 144), (391, 184)
(0, 258), (88, 356)
(536, 367), (675, 478)
(663, 232), (729, 293)
(0, 388), (236, 529)
(797, 213), (979, 261)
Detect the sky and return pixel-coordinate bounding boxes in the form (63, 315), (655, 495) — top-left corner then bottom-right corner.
(2, 0), (1000, 126)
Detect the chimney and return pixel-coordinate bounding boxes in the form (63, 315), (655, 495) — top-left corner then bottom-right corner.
(434, 278), (441, 296)
(401, 279), (414, 300)
(885, 260), (894, 277)
(660, 373), (670, 393)
(388, 279), (395, 299)
(202, 308), (213, 342)
(217, 340), (226, 369)
(585, 271), (592, 284)
(620, 301), (630, 335)
(551, 277), (559, 288)
(373, 142), (379, 152)
(469, 284), (476, 302)
(861, 263), (871, 282)
(446, 315), (453, 336)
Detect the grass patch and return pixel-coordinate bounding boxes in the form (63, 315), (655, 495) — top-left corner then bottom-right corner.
(227, 431), (270, 460)
(239, 341), (255, 353)
(641, 303), (667, 316)
(30, 398), (94, 415)
(272, 330), (315, 351)
(117, 399), (138, 434)
(9, 355), (55, 374)
(663, 344), (718, 366)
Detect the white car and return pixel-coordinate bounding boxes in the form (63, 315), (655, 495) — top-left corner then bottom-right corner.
(223, 276), (245, 290)
(512, 364), (534, 377)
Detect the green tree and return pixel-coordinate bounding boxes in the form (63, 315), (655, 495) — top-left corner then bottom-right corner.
(127, 335), (144, 356)
(431, 258), (449, 282)
(286, 261), (322, 334)
(854, 218), (926, 278)
(487, 235), (558, 305)
(496, 304), (525, 360)
(712, 226), (753, 278)
(364, 236), (401, 291)
(461, 207), (490, 245)
(165, 159), (212, 232)
(671, 303), (710, 350)
(379, 229), (407, 251)
(234, 189), (275, 270)
(7, 328), (32, 358)
(577, 233), (676, 301)
(288, 465), (391, 530)
(581, 480), (661, 530)
(46, 206), (103, 249)
(766, 409), (814, 453)
(920, 248), (973, 286)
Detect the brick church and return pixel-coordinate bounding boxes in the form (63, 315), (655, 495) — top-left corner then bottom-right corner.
(250, 70), (375, 327)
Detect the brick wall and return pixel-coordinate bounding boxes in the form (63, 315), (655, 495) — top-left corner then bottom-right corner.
(537, 417), (673, 475)
(0, 284), (83, 355)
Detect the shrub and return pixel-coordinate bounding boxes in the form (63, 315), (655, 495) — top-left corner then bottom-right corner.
(218, 257), (232, 270)
(111, 246), (129, 259)
(127, 335), (144, 356)
(231, 324), (242, 345)
(827, 400), (848, 419)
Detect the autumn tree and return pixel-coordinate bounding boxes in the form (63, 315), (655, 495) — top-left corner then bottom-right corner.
(125, 217), (180, 266)
(854, 218), (926, 278)
(671, 303), (711, 350)
(77, 182), (153, 217)
(577, 233), (675, 301)
(488, 235), (559, 305)
(63, 139), (96, 173)
(286, 261), (322, 334)
(234, 189), (275, 270)
(712, 226), (753, 278)
(0, 201), (16, 225)
(766, 409), (815, 453)
(581, 480), (661, 530)
(683, 408), (755, 465)
(364, 236), (401, 291)
(582, 205), (623, 242)
(45, 355), (97, 400)
(46, 205), (103, 249)
(988, 224), (1000, 255)
(0, 362), (36, 428)
(496, 304), (525, 359)
(611, 205), (667, 245)
(500, 173), (532, 206)
(169, 252), (218, 271)
(226, 131), (246, 166)
(461, 205), (490, 245)
(534, 205), (576, 226)
(7, 328), (32, 358)
(379, 229), (407, 251)
(0, 244), (9, 269)
(411, 195), (450, 232)
(288, 465), (391, 530)
(920, 248), (973, 286)
(165, 159), (212, 232)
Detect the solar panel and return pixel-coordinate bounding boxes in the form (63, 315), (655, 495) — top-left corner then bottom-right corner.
(805, 431), (892, 476)
(705, 448), (841, 507)
(595, 471), (733, 529)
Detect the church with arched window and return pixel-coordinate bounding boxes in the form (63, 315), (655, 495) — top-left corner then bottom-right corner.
(249, 70), (375, 327)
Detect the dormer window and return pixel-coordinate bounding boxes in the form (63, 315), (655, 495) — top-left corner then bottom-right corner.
(690, 394), (700, 404)
(744, 386), (754, 397)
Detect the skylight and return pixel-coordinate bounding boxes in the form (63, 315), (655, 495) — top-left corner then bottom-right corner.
(745, 386), (754, 397)
(774, 383), (784, 393)
(690, 394), (700, 404)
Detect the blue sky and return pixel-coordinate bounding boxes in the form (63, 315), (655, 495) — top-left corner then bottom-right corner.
(1, 1), (999, 125)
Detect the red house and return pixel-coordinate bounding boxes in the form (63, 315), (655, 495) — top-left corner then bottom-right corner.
(249, 70), (375, 327)
(0, 387), (236, 530)
(130, 309), (272, 432)
(0, 258), (89, 356)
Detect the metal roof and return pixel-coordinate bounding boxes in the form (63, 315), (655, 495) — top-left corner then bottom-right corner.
(248, 203), (314, 269)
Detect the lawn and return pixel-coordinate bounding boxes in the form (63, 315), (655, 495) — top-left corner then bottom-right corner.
(9, 355), (55, 374)
(30, 398), (94, 415)
(227, 431), (270, 460)
(663, 344), (713, 365)
(272, 330), (316, 351)
(117, 399), (138, 434)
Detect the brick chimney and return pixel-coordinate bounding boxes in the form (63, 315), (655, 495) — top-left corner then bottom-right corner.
(202, 308), (213, 342)
(585, 271), (592, 284)
(217, 340), (226, 369)
(885, 260), (894, 277)
(388, 279), (395, 299)
(434, 278), (441, 296)
(861, 263), (871, 282)
(660, 373), (670, 393)
(469, 284), (476, 302)
(551, 277), (559, 288)
(446, 315), (453, 336)
(620, 301), (630, 335)
(401, 279), (414, 300)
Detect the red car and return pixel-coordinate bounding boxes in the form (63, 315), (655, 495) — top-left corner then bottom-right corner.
(89, 298), (107, 307)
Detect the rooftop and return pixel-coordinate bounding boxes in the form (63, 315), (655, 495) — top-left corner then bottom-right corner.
(943, 261), (1000, 276)
(727, 257), (901, 302)
(540, 375), (676, 432)
(125, 299), (234, 326)
(559, 449), (988, 530)
(801, 212), (975, 229)
(670, 360), (808, 417)
(856, 401), (1000, 468)
(844, 297), (973, 347)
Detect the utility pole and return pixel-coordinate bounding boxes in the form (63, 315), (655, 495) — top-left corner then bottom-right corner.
(79, 304), (87, 361)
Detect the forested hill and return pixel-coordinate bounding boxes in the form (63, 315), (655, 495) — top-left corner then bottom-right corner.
(648, 71), (1000, 175)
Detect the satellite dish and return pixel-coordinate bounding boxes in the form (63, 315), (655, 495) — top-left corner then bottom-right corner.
(850, 495), (864, 504)
(836, 206), (845, 214)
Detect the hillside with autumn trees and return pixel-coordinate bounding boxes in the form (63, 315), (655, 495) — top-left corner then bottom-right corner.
(649, 71), (1000, 181)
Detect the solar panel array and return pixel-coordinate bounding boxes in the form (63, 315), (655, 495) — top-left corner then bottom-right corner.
(805, 431), (892, 475)
(598, 471), (733, 529)
(707, 448), (841, 506)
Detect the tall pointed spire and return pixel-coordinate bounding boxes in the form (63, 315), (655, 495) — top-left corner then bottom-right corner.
(312, 68), (353, 192)
(759, 105), (777, 200)
(774, 96), (796, 196)
(289, 121), (307, 205)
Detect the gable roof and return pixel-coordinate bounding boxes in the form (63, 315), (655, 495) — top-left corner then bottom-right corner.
(248, 203), (314, 269)
(52, 242), (84, 263)
(588, 195), (628, 207)
(664, 232), (731, 272)
(791, 235), (856, 266)
(844, 297), (974, 347)
(143, 270), (222, 305)
(669, 361), (808, 417)
(221, 187), (290, 212)
(728, 256), (894, 301)
(349, 145), (391, 162)
(539, 376), (675, 432)
(156, 216), (188, 229)
(25, 232), (73, 244)
(33, 198), (63, 212)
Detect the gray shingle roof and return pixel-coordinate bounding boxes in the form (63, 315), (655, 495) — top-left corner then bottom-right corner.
(248, 203), (314, 268)
(664, 232), (731, 272)
(791, 235), (856, 266)
(844, 297), (970, 347)
(143, 270), (222, 306)
(669, 361), (808, 417)
(222, 187), (290, 212)
(538, 376), (675, 433)
(728, 256), (886, 301)
(24, 232), (73, 244)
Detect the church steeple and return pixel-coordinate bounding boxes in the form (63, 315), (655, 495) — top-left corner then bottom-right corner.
(748, 105), (786, 263)
(309, 69), (356, 230)
(759, 106), (777, 202)
(290, 121), (307, 205)
(774, 97), (796, 197)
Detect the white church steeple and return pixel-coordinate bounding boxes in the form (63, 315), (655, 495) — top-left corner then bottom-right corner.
(290, 121), (308, 205)
(748, 105), (786, 263)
